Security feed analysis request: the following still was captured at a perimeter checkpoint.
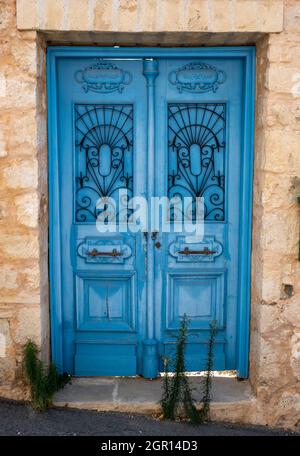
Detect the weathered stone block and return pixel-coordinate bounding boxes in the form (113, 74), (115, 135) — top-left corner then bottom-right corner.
(264, 130), (300, 174)
(16, 0), (38, 30)
(15, 192), (39, 228)
(0, 126), (7, 157)
(138, 0), (157, 31)
(260, 0), (284, 32)
(235, 0), (258, 31)
(44, 0), (65, 30)
(0, 266), (18, 290)
(118, 0), (138, 32)
(186, 0), (209, 31)
(93, 0), (114, 30)
(68, 0), (90, 30)
(2, 159), (38, 189)
(211, 0), (233, 32)
(0, 234), (39, 260)
(13, 306), (41, 345)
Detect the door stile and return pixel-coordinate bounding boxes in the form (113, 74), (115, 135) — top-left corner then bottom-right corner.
(141, 58), (159, 378)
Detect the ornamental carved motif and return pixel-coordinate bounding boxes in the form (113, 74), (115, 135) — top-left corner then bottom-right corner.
(169, 62), (226, 93)
(75, 59), (132, 93)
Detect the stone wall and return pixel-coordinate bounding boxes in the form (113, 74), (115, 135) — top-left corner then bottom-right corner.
(0, 0), (48, 399)
(0, 0), (299, 429)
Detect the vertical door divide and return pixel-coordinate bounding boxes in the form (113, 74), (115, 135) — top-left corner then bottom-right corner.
(142, 58), (159, 378)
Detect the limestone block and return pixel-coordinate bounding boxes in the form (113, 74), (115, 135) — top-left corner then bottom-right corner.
(0, 318), (11, 358)
(211, 0), (233, 32)
(261, 173), (295, 209)
(267, 63), (299, 94)
(0, 69), (7, 98)
(11, 38), (37, 76)
(291, 332), (300, 381)
(15, 192), (39, 228)
(235, 0), (258, 31)
(0, 266), (18, 290)
(264, 130), (300, 173)
(6, 112), (38, 150)
(266, 101), (295, 128)
(261, 210), (298, 255)
(0, 0), (14, 31)
(0, 200), (8, 222)
(0, 234), (39, 260)
(44, 0), (65, 29)
(0, 126), (7, 157)
(0, 319), (15, 383)
(68, 0), (90, 30)
(16, 0), (38, 30)
(93, 0), (114, 30)
(283, 0), (300, 32)
(138, 0), (157, 31)
(22, 264), (40, 290)
(118, 0), (138, 32)
(159, 0), (184, 31)
(283, 298), (300, 327)
(0, 76), (36, 109)
(260, 0), (284, 32)
(2, 159), (38, 189)
(13, 306), (41, 345)
(186, 0), (209, 31)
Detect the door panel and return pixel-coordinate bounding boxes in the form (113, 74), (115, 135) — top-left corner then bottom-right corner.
(154, 58), (244, 372)
(48, 48), (255, 378)
(56, 58), (147, 375)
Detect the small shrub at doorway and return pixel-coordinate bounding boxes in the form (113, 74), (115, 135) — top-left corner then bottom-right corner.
(161, 314), (200, 423)
(23, 340), (70, 411)
(198, 320), (218, 423)
(160, 316), (217, 424)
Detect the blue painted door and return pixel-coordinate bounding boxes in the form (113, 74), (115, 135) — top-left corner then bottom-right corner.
(154, 58), (245, 372)
(49, 48), (254, 378)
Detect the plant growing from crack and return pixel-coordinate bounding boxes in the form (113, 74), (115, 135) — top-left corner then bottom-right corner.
(23, 340), (70, 411)
(198, 320), (218, 422)
(160, 315), (217, 424)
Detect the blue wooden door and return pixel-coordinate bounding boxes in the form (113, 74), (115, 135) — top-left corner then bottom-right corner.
(48, 48), (254, 378)
(154, 58), (247, 373)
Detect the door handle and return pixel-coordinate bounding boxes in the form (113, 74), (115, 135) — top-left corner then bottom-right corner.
(178, 247), (216, 255)
(86, 248), (122, 257)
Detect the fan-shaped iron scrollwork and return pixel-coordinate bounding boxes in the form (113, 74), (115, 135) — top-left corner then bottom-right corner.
(75, 104), (133, 222)
(168, 103), (226, 221)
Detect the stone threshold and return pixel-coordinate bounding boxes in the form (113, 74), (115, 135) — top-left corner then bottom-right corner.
(53, 376), (257, 424)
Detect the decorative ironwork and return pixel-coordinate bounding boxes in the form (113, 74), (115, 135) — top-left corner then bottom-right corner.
(75, 59), (132, 93)
(168, 103), (226, 221)
(169, 62), (226, 93)
(75, 104), (133, 222)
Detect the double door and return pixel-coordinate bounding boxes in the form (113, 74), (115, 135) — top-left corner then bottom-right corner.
(48, 48), (255, 378)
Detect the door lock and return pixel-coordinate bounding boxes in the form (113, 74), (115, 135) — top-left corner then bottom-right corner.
(151, 231), (158, 241)
(155, 241), (161, 249)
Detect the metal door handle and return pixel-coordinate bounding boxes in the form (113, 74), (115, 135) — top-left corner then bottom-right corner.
(87, 248), (122, 257)
(178, 247), (216, 255)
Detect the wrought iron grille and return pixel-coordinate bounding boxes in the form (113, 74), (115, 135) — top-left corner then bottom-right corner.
(168, 103), (226, 221)
(75, 104), (133, 222)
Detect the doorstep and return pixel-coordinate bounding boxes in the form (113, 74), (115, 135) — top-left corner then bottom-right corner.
(53, 376), (257, 424)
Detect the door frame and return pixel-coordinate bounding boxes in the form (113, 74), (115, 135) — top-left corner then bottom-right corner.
(47, 46), (255, 378)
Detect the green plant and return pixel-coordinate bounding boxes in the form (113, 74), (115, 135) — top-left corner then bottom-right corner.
(24, 340), (70, 411)
(198, 320), (218, 423)
(160, 317), (217, 424)
(161, 314), (200, 423)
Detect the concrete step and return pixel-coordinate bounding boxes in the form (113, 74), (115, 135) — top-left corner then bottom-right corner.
(53, 376), (256, 424)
